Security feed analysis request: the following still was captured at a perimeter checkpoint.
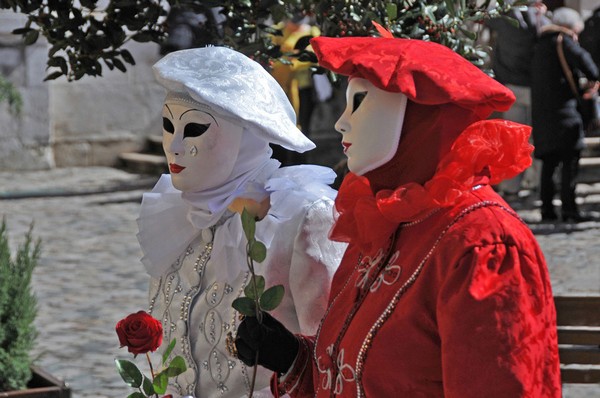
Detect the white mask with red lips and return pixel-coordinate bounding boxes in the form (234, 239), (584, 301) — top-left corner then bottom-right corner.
(162, 99), (244, 193)
(335, 78), (408, 176)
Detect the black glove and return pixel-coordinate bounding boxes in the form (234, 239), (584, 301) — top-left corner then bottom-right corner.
(235, 312), (299, 374)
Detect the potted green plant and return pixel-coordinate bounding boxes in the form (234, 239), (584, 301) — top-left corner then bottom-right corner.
(0, 221), (70, 397)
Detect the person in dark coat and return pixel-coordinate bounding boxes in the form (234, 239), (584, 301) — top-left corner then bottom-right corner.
(531, 7), (599, 222)
(486, 0), (550, 200)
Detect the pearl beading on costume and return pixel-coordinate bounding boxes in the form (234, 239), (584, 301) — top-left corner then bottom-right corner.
(199, 270), (252, 395)
(147, 228), (215, 397)
(354, 201), (516, 397)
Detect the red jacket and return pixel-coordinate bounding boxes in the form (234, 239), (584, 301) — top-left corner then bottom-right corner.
(273, 119), (561, 397)
(276, 185), (561, 397)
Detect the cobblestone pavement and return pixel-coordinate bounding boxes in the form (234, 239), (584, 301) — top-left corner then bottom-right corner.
(0, 167), (598, 398)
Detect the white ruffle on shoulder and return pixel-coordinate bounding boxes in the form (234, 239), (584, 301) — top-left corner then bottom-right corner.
(137, 164), (339, 280)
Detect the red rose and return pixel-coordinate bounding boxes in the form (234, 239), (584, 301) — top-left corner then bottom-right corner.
(116, 311), (163, 355)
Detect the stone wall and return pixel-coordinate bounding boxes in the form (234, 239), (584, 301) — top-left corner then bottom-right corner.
(0, 9), (167, 171)
(49, 43), (165, 167)
(0, 10), (52, 170)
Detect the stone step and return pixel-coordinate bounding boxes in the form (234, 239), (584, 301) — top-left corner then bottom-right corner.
(118, 152), (167, 175)
(147, 135), (164, 155)
(583, 136), (600, 158)
(579, 156), (600, 184)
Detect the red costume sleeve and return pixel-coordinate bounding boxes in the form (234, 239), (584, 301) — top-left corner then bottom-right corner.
(436, 241), (561, 397)
(272, 335), (316, 398)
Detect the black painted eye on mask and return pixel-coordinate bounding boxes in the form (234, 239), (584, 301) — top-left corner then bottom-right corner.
(352, 91), (367, 114)
(184, 123), (211, 138)
(163, 117), (175, 134)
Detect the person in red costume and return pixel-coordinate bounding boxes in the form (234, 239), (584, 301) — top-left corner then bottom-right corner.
(235, 36), (562, 398)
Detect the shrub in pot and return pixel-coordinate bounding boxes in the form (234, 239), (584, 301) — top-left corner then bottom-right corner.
(0, 221), (70, 397)
(0, 221), (38, 391)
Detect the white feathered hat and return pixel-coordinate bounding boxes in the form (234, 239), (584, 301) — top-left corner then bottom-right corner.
(153, 46), (315, 153)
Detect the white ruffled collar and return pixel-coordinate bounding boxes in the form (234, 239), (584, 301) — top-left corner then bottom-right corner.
(137, 164), (337, 279)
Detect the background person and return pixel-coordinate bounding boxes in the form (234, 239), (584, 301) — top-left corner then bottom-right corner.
(485, 0), (550, 201)
(531, 7), (599, 222)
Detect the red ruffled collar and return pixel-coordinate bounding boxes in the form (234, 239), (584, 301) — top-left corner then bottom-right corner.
(329, 119), (532, 255)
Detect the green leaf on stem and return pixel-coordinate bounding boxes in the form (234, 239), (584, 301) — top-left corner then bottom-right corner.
(141, 376), (155, 396)
(232, 296), (257, 316)
(115, 359), (143, 388)
(241, 208), (256, 241)
(244, 275), (265, 299)
(249, 240), (267, 263)
(153, 371), (168, 395)
(259, 285), (285, 311)
(44, 71), (64, 81)
(165, 355), (187, 377)
(127, 392), (146, 398)
(162, 338), (176, 365)
(24, 30), (39, 45)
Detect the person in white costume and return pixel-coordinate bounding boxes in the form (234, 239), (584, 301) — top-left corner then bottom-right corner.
(137, 46), (345, 398)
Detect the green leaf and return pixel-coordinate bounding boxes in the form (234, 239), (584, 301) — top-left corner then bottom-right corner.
(121, 49), (136, 65)
(162, 338), (176, 365)
(444, 0), (456, 16)
(386, 3), (398, 20)
(259, 285), (284, 311)
(244, 275), (265, 299)
(113, 58), (126, 72)
(232, 296), (257, 316)
(127, 393), (146, 398)
(459, 27), (477, 40)
(115, 359), (143, 388)
(24, 30), (39, 45)
(141, 376), (155, 396)
(424, 6), (438, 24)
(12, 27), (33, 35)
(43, 71), (64, 81)
(165, 355), (187, 377)
(500, 15), (519, 28)
(241, 208), (255, 241)
(132, 31), (153, 42)
(153, 372), (168, 395)
(249, 240), (267, 263)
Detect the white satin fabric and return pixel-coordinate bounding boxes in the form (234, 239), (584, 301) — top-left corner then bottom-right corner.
(140, 165), (346, 397)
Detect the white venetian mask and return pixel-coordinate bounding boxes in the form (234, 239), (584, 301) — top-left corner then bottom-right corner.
(334, 78), (408, 175)
(162, 100), (244, 192)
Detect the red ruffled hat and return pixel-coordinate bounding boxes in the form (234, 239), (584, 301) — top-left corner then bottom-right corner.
(310, 37), (532, 254)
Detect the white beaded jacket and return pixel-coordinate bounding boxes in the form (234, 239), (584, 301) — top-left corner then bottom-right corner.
(137, 164), (345, 398)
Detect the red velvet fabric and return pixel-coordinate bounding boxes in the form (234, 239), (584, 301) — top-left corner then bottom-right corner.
(310, 37), (515, 119)
(330, 119), (533, 256)
(279, 187), (561, 398)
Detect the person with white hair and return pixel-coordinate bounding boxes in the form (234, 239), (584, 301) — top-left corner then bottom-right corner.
(136, 46), (345, 397)
(485, 0), (550, 201)
(531, 7), (599, 222)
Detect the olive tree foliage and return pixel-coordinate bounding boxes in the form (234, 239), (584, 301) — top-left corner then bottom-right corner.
(0, 0), (519, 81)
